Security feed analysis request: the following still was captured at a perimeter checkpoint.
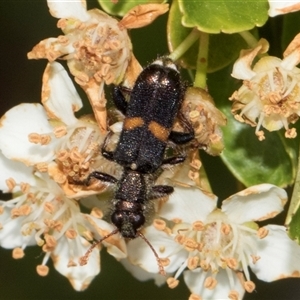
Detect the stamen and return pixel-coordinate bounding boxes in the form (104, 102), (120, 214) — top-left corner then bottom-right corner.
(187, 256), (199, 270)
(228, 290), (239, 300)
(167, 277), (179, 289)
(244, 280), (256, 293)
(90, 207), (104, 219)
(204, 276), (217, 290)
(6, 178), (16, 191)
(189, 294), (202, 300)
(12, 247), (25, 259)
(36, 265), (49, 276)
(257, 227), (269, 239)
(153, 219), (166, 231)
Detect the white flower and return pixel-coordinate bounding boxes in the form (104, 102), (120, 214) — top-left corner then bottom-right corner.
(0, 61), (121, 198)
(0, 151), (127, 290)
(230, 35), (300, 140)
(124, 184), (300, 299)
(0, 61), (127, 290)
(268, 1), (300, 17)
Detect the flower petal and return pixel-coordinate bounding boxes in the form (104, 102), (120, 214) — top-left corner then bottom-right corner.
(282, 33), (300, 70)
(0, 151), (35, 192)
(0, 103), (58, 164)
(184, 268), (245, 300)
(84, 215), (127, 260)
(0, 207), (36, 248)
(231, 39), (269, 80)
(222, 184), (287, 223)
(159, 187), (217, 223)
(250, 224), (300, 281)
(47, 0), (89, 21)
(126, 225), (187, 274)
(51, 236), (100, 291)
(42, 62), (82, 125)
(268, 1), (300, 17)
(120, 258), (167, 286)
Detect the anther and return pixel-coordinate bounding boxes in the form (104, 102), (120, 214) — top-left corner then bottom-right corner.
(204, 276), (217, 289)
(167, 277), (179, 289)
(36, 265), (49, 276)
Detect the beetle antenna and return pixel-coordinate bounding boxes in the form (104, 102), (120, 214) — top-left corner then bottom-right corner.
(79, 228), (119, 266)
(137, 231), (166, 276)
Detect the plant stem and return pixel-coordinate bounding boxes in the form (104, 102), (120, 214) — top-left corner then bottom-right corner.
(168, 28), (200, 61)
(239, 31), (259, 48)
(285, 145), (300, 226)
(194, 31), (209, 89)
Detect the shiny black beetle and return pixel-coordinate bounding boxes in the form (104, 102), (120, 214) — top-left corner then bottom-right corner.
(80, 58), (194, 273)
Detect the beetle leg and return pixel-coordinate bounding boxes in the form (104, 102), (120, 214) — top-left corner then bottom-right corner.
(169, 110), (195, 144)
(162, 155), (186, 167)
(86, 171), (118, 185)
(112, 86), (132, 115)
(150, 185), (174, 199)
(101, 131), (115, 161)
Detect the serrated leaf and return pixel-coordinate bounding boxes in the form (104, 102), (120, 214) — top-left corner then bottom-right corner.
(98, 0), (166, 17)
(178, 0), (269, 34)
(208, 66), (297, 187)
(168, 0), (248, 72)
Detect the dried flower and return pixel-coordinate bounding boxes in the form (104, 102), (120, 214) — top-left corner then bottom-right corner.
(181, 87), (226, 155)
(27, 0), (137, 133)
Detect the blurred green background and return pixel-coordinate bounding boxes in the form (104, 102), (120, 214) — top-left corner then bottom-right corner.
(1, 1), (300, 299)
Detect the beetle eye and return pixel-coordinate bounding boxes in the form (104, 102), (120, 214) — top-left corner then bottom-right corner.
(130, 213), (145, 228)
(111, 211), (123, 227)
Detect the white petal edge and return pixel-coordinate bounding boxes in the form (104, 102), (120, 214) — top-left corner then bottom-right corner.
(268, 1), (300, 17)
(222, 184), (287, 223)
(184, 268), (245, 300)
(0, 208), (37, 249)
(0, 151), (36, 192)
(42, 62), (82, 125)
(120, 258), (167, 286)
(250, 224), (300, 281)
(84, 215), (127, 260)
(231, 39), (269, 80)
(126, 225), (187, 274)
(47, 0), (89, 21)
(159, 186), (217, 224)
(52, 236), (100, 291)
(0, 103), (58, 164)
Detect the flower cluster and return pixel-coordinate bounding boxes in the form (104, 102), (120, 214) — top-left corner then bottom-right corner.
(0, 61), (127, 290)
(2, 0), (300, 299)
(124, 184), (300, 299)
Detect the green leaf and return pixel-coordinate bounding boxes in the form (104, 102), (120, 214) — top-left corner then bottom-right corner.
(208, 66), (297, 187)
(286, 146), (300, 242)
(282, 11), (300, 50)
(98, 0), (166, 17)
(178, 0), (269, 34)
(287, 204), (300, 243)
(168, 0), (248, 72)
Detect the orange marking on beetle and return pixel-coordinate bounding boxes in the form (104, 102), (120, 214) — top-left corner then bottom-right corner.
(123, 117), (144, 130)
(148, 121), (170, 142)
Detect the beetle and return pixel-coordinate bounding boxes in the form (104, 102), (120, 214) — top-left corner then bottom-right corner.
(103, 57), (194, 173)
(79, 58), (194, 274)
